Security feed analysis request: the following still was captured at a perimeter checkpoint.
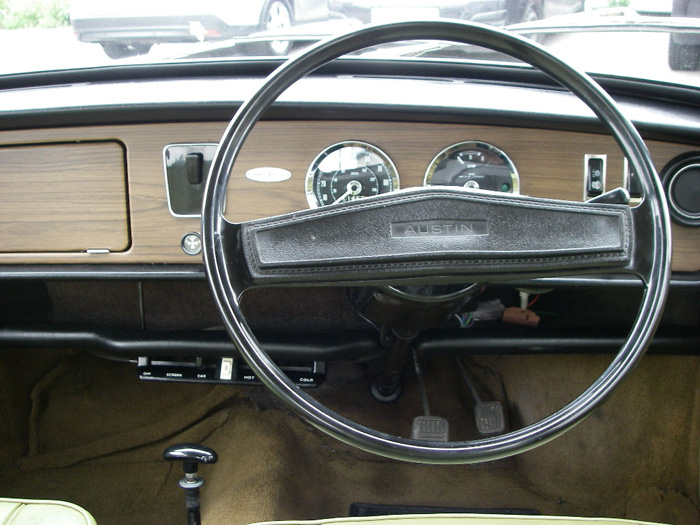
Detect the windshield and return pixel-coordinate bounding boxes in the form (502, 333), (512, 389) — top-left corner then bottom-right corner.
(1, 0), (699, 87)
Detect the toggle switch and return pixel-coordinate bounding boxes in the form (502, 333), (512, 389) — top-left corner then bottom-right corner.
(584, 154), (607, 200)
(186, 153), (204, 185)
(164, 144), (217, 217)
(624, 158), (643, 199)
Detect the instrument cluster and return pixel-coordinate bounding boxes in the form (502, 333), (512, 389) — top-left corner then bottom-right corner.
(305, 140), (519, 208)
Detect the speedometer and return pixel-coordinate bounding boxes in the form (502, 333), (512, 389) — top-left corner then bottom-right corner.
(424, 141), (519, 194)
(305, 141), (399, 208)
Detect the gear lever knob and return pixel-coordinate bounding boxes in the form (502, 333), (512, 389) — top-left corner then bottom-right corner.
(164, 443), (218, 473)
(164, 443), (218, 525)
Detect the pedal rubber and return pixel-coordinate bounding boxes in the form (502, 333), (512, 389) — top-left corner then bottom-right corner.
(411, 416), (449, 441)
(475, 401), (505, 435)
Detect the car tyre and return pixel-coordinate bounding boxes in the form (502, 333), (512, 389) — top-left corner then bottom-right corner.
(669, 41), (700, 71)
(101, 42), (153, 60)
(514, 0), (543, 43)
(258, 0), (294, 55)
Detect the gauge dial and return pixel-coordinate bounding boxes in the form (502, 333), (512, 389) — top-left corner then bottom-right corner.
(424, 141), (519, 194)
(306, 141), (399, 208)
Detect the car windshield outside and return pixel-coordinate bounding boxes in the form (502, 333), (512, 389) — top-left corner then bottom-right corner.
(0, 0), (699, 87)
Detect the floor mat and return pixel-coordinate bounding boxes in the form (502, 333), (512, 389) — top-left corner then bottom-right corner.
(1, 352), (698, 525)
(18, 353), (239, 470)
(200, 385), (592, 525)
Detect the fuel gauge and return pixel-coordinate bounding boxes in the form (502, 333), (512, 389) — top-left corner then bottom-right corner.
(424, 141), (519, 194)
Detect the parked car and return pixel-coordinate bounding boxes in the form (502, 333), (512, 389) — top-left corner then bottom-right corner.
(0, 3), (699, 525)
(669, 0), (700, 69)
(329, 0), (583, 27)
(70, 0), (330, 58)
(629, 0), (672, 15)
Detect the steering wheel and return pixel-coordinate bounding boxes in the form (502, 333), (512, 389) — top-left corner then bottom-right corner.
(202, 21), (671, 464)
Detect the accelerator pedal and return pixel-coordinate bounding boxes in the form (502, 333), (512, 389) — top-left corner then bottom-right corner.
(457, 358), (505, 436)
(475, 400), (505, 435)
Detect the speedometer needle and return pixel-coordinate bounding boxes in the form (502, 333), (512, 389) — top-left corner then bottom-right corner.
(333, 180), (362, 204)
(333, 189), (352, 204)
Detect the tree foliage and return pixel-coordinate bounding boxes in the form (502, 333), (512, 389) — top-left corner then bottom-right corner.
(0, 0), (70, 29)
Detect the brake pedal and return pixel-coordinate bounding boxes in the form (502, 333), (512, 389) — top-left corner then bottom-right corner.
(411, 351), (449, 441)
(412, 416), (449, 441)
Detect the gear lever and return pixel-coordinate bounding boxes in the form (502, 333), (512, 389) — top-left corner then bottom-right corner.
(164, 443), (218, 525)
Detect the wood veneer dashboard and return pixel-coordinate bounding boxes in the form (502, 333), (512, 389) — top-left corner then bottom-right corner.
(0, 120), (697, 272)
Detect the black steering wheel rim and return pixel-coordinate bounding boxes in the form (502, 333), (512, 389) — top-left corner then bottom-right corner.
(202, 20), (672, 464)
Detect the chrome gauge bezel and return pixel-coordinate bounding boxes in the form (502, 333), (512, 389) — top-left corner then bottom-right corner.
(424, 141), (520, 195)
(669, 164), (700, 221)
(305, 141), (400, 208)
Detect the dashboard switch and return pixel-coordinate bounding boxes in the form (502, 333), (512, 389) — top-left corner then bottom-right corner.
(181, 232), (202, 256)
(220, 358), (234, 380)
(624, 158), (643, 199)
(164, 144), (217, 217)
(584, 154), (607, 200)
(186, 153), (204, 185)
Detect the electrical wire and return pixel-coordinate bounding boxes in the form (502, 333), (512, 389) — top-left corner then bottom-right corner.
(454, 312), (474, 329)
(527, 294), (540, 309)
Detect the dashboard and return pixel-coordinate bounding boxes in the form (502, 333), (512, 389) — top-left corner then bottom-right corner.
(0, 108), (698, 273)
(0, 61), (697, 375)
(0, 63), (697, 278)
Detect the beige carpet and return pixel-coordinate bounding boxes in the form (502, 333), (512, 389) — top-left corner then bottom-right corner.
(0, 351), (697, 525)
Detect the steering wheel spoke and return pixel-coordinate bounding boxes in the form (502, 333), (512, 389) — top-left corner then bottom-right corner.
(627, 199), (673, 284)
(234, 188), (634, 287)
